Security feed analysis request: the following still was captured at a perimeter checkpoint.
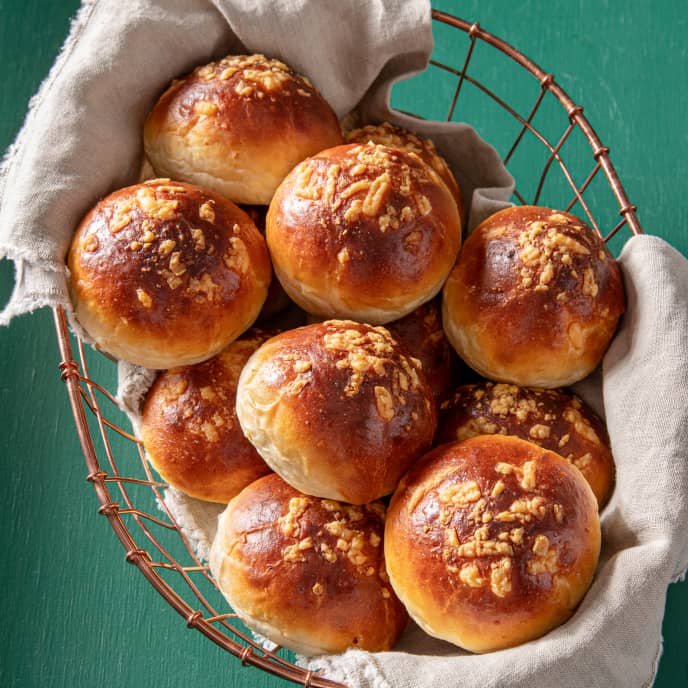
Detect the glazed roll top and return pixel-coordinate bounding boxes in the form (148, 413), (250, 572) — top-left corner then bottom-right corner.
(345, 121), (465, 222)
(385, 435), (601, 653)
(236, 320), (437, 504)
(266, 143), (462, 324)
(442, 206), (625, 387)
(144, 54), (343, 205)
(141, 329), (274, 503)
(209, 474), (408, 655)
(68, 179), (271, 369)
(436, 382), (615, 507)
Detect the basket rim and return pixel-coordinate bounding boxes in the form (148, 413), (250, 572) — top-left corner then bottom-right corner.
(430, 9), (643, 239)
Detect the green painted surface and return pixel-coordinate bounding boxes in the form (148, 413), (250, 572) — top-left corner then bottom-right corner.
(0, 1), (686, 686)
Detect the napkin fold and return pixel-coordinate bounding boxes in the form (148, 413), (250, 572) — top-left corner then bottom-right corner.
(2, 2), (687, 688)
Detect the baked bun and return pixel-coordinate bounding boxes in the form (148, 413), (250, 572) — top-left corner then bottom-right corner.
(141, 330), (273, 503)
(385, 435), (601, 653)
(266, 143), (462, 324)
(68, 179), (271, 369)
(209, 474), (408, 655)
(385, 298), (459, 401)
(236, 320), (437, 504)
(144, 54), (343, 205)
(442, 206), (625, 387)
(436, 382), (615, 507)
(345, 121), (465, 223)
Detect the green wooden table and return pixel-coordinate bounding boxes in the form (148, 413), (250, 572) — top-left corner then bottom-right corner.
(1, 1), (686, 686)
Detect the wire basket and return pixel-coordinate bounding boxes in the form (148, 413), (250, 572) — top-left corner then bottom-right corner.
(53, 9), (644, 688)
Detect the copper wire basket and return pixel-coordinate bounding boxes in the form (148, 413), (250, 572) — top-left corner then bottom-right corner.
(53, 9), (644, 688)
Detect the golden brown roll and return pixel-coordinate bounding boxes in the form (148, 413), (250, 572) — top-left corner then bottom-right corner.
(68, 179), (271, 369)
(144, 54), (343, 205)
(209, 474), (408, 655)
(385, 435), (601, 653)
(385, 298), (459, 402)
(266, 143), (462, 324)
(345, 121), (465, 223)
(236, 320), (437, 504)
(442, 206), (625, 387)
(436, 382), (615, 507)
(141, 330), (273, 503)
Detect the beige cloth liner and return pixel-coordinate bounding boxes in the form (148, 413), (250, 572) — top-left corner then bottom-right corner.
(2, 2), (687, 687)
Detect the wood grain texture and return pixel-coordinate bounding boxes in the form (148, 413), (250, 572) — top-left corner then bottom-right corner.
(0, 1), (686, 687)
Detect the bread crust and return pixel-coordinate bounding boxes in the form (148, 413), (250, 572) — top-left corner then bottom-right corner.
(266, 143), (462, 324)
(209, 474), (408, 655)
(442, 206), (625, 387)
(68, 179), (271, 368)
(144, 54), (343, 205)
(386, 298), (459, 401)
(345, 121), (465, 223)
(235, 320), (437, 504)
(385, 435), (601, 653)
(436, 382), (615, 507)
(141, 330), (273, 502)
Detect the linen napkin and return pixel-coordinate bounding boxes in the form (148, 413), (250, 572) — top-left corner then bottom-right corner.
(2, 2), (687, 688)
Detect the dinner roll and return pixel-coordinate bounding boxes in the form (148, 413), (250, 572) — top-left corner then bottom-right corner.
(209, 474), (408, 655)
(385, 435), (600, 653)
(141, 330), (273, 503)
(436, 382), (615, 507)
(345, 121), (465, 223)
(236, 320), (437, 504)
(68, 179), (271, 369)
(266, 143), (462, 324)
(144, 54), (343, 205)
(385, 298), (459, 402)
(442, 206), (624, 387)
